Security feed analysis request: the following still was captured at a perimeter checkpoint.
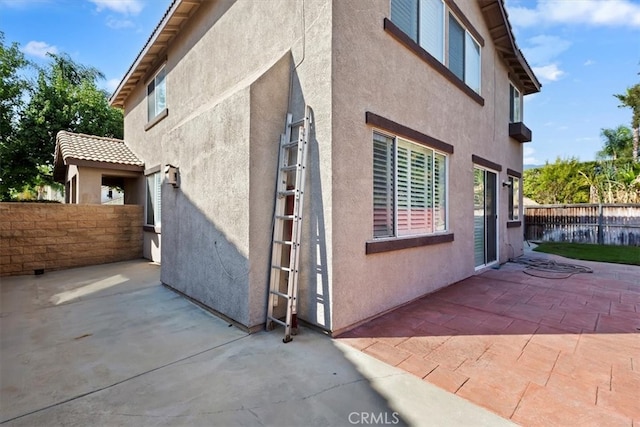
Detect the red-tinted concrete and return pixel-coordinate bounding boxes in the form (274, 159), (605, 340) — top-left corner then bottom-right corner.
(337, 253), (640, 425)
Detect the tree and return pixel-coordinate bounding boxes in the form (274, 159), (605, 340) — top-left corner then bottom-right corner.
(0, 51), (123, 199)
(523, 157), (590, 204)
(597, 125), (633, 160)
(0, 32), (29, 199)
(615, 83), (640, 163)
(580, 160), (640, 203)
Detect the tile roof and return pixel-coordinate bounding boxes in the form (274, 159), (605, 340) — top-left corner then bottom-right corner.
(53, 131), (144, 182)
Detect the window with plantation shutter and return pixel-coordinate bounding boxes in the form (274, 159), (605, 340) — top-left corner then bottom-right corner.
(434, 152), (447, 231)
(373, 133), (394, 238)
(396, 144), (410, 234)
(373, 133), (448, 239)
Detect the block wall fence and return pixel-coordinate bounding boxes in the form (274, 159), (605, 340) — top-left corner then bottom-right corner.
(1, 203), (143, 276)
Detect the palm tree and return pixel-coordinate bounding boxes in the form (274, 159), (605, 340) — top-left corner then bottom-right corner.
(615, 84), (640, 163)
(597, 125), (633, 160)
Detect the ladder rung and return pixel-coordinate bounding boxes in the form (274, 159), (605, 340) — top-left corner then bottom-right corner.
(267, 107), (311, 341)
(274, 240), (293, 245)
(276, 215), (295, 220)
(267, 316), (287, 327)
(270, 290), (291, 299)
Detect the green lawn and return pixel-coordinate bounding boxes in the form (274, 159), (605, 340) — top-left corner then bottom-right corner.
(533, 242), (640, 266)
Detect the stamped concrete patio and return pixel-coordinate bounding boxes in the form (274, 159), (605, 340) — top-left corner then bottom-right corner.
(338, 250), (640, 426)
(1, 260), (514, 426)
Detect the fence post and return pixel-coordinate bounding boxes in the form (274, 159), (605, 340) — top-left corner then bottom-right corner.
(597, 203), (603, 245)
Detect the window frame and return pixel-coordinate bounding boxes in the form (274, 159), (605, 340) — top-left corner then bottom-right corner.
(146, 65), (167, 123)
(373, 130), (450, 240)
(509, 82), (522, 123)
(145, 169), (162, 229)
(389, 0), (482, 95)
(508, 175), (520, 221)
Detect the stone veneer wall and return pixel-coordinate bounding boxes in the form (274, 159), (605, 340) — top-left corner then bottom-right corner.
(0, 203), (143, 276)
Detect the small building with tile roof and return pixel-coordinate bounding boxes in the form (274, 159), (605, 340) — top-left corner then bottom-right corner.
(53, 131), (144, 204)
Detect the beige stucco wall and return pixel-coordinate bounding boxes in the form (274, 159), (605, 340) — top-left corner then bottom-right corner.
(121, 0), (333, 330)
(119, 0), (529, 333)
(64, 165), (142, 206)
(329, 0), (527, 332)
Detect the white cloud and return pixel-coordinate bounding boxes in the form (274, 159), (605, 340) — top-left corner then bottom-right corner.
(507, 5), (540, 27)
(583, 59), (595, 66)
(523, 146), (538, 164)
(106, 16), (135, 29)
(508, 0), (640, 28)
(518, 34), (570, 85)
(22, 40), (58, 59)
(522, 35), (571, 65)
(532, 64), (565, 82)
(88, 0), (143, 15)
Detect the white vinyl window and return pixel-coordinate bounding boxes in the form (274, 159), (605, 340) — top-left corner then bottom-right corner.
(145, 172), (162, 227)
(391, 0), (444, 61)
(147, 66), (166, 121)
(373, 132), (447, 238)
(508, 175), (520, 221)
(510, 83), (522, 123)
(448, 14), (481, 93)
(390, 0), (481, 93)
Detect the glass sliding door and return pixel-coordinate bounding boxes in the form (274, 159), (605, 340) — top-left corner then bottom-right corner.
(474, 167), (497, 267)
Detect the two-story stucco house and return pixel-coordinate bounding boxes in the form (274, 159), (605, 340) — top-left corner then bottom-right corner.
(108, 0), (540, 335)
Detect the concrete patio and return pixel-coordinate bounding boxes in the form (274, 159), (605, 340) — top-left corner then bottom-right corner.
(338, 250), (640, 426)
(1, 260), (513, 426)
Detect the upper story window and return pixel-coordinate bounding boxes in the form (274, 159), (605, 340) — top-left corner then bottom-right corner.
(449, 14), (480, 93)
(509, 83), (522, 123)
(390, 0), (481, 94)
(147, 66), (166, 122)
(373, 132), (448, 239)
(391, 0), (444, 62)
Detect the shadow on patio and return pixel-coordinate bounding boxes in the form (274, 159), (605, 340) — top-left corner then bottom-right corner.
(337, 257), (640, 426)
(1, 260), (516, 427)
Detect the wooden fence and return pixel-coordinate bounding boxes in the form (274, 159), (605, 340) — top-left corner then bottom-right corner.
(524, 204), (640, 246)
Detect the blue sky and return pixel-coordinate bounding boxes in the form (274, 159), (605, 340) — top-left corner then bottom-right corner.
(1, 0), (639, 164)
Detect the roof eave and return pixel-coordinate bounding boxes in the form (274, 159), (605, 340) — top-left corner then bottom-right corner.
(109, 0), (202, 108)
(479, 0), (541, 95)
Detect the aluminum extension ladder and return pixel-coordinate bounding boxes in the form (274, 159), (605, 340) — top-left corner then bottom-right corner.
(265, 106), (311, 343)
